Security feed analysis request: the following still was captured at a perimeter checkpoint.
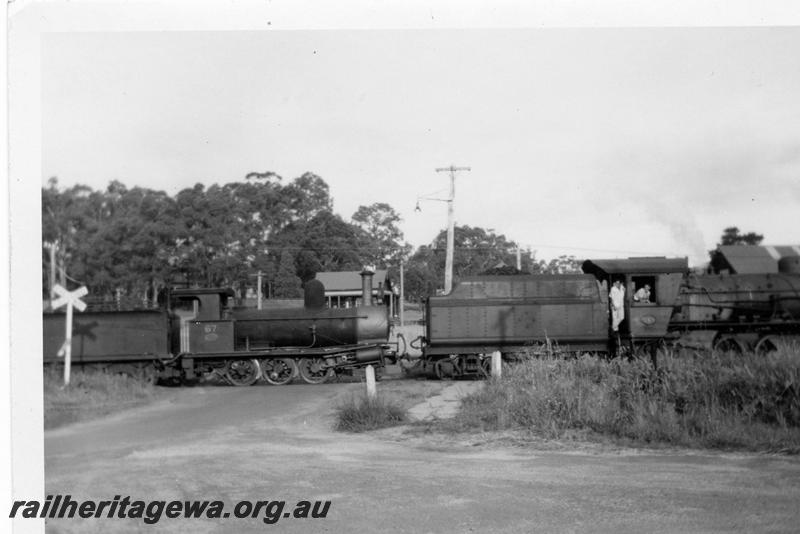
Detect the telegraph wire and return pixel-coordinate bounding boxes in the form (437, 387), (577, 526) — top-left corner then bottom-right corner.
(251, 244), (681, 257)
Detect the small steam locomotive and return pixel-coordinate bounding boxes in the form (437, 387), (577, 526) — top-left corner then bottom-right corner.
(421, 251), (800, 379)
(43, 271), (394, 386)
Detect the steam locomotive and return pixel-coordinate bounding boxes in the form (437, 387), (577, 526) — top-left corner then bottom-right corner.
(421, 253), (800, 379)
(43, 272), (394, 386)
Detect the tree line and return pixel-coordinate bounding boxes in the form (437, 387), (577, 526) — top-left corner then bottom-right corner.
(42, 172), (581, 304)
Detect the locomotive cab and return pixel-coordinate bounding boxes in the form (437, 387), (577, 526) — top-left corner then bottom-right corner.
(582, 257), (688, 342)
(168, 288), (236, 355)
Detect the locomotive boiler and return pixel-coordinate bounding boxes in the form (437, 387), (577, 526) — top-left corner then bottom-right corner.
(420, 254), (800, 378)
(670, 270), (800, 353)
(43, 272), (393, 386)
(232, 282), (389, 350)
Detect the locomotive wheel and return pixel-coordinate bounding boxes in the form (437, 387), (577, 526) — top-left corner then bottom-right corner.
(754, 336), (779, 355)
(224, 359), (261, 386)
(297, 358), (335, 384)
(261, 358), (296, 385)
(433, 360), (445, 380)
(433, 359), (454, 380)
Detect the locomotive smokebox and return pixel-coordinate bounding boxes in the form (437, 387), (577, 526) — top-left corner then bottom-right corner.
(361, 266), (375, 306)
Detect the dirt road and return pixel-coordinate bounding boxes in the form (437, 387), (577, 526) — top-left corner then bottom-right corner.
(44, 377), (800, 533)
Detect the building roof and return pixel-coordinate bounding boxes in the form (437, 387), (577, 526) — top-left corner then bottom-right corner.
(581, 257), (689, 276)
(315, 270), (390, 292)
(170, 287), (236, 297)
(715, 245), (800, 274)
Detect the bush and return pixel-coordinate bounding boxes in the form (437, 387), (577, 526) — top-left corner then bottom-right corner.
(451, 344), (800, 452)
(335, 394), (407, 432)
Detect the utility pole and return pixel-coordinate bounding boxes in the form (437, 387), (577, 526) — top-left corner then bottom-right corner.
(399, 259), (405, 327)
(44, 241), (58, 299)
(248, 270), (264, 309)
(435, 165), (470, 294)
(257, 270), (262, 310)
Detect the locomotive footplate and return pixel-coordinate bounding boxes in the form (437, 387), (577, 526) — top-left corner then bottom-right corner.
(180, 342), (386, 366)
(187, 345), (383, 358)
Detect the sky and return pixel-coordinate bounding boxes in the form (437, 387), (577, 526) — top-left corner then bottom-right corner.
(39, 13), (800, 267)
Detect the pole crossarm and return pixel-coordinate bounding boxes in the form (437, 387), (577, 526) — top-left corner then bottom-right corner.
(435, 165), (471, 174)
(51, 284), (88, 312)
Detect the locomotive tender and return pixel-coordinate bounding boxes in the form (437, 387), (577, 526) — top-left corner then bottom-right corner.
(422, 255), (800, 379)
(43, 272), (392, 386)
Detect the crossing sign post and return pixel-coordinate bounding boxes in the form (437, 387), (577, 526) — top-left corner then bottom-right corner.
(51, 284), (88, 386)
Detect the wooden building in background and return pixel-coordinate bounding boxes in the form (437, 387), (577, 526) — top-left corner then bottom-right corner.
(315, 270), (396, 314)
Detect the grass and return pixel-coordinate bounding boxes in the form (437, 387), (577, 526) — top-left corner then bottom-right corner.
(334, 393), (408, 432)
(44, 366), (163, 429)
(447, 344), (800, 453)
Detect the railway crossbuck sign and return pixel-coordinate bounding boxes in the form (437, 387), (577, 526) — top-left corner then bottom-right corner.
(51, 284), (88, 386)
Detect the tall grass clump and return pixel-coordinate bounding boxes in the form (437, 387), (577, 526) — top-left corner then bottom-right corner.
(44, 366), (160, 429)
(452, 344), (800, 452)
(335, 394), (408, 432)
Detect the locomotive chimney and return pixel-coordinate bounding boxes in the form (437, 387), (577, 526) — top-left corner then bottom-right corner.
(360, 266), (375, 307)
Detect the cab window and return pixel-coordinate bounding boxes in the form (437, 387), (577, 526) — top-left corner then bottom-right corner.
(631, 275), (655, 304)
(171, 296), (200, 316)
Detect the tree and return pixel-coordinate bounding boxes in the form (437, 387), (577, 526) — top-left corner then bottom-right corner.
(431, 225), (525, 279)
(282, 172), (332, 224)
(531, 254), (582, 274)
(43, 179), (123, 294)
(272, 250), (302, 298)
(719, 226), (764, 246)
(172, 178), (289, 289)
(86, 184), (178, 298)
(351, 203), (412, 268)
(403, 245), (439, 301)
(173, 183), (225, 287)
(42, 178), (183, 301)
(272, 210), (365, 283)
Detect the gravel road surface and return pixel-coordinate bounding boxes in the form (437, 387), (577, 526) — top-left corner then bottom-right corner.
(44, 378), (800, 533)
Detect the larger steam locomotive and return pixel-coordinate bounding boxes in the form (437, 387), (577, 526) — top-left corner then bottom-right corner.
(421, 253), (800, 379)
(43, 271), (394, 386)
